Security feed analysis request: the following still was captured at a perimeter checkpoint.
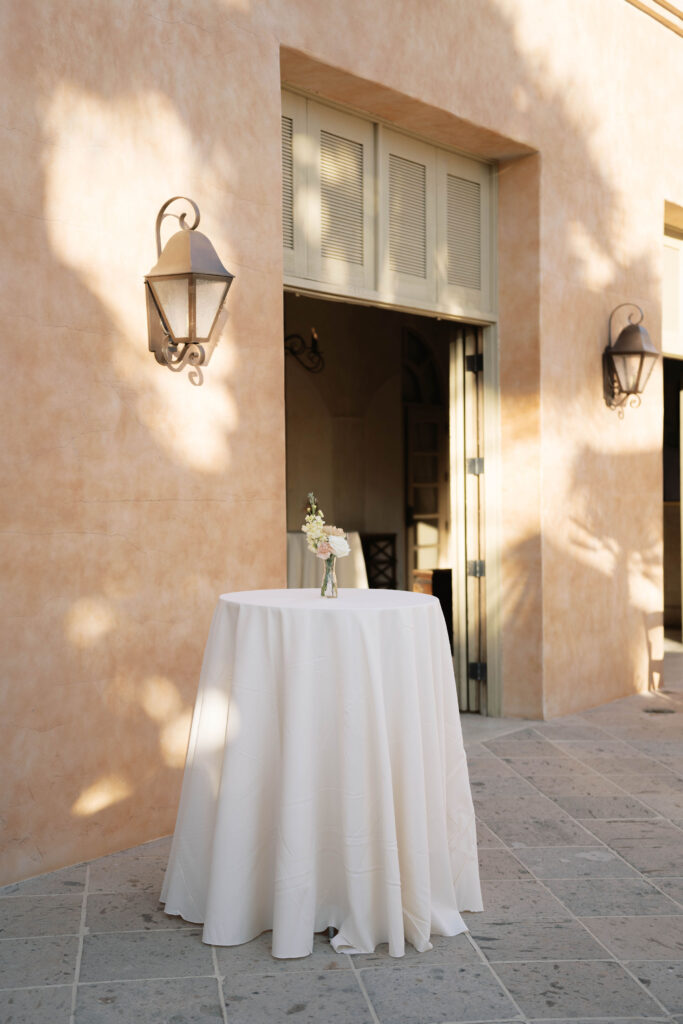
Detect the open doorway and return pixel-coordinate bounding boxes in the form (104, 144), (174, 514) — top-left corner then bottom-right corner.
(284, 292), (488, 712)
(663, 356), (683, 641)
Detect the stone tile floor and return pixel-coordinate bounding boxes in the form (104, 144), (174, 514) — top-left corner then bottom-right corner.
(2, 651), (682, 1023)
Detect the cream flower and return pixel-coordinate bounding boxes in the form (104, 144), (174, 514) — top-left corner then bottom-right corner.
(327, 535), (350, 558)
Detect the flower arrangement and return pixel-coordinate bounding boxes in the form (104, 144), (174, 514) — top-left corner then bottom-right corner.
(301, 492), (350, 597)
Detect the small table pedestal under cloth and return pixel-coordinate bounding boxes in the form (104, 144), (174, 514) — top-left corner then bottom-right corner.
(161, 589), (482, 958)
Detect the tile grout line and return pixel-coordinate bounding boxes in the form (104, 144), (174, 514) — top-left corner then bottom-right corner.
(211, 946), (229, 1024)
(347, 956), (382, 1024)
(69, 863), (89, 1024)
(461, 929), (527, 1020)
(478, 743), (677, 1019)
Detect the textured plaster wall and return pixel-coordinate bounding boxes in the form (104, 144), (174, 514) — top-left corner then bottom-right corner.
(1, 0), (681, 882)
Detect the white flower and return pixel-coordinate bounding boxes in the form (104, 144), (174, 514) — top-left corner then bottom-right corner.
(327, 534), (350, 558)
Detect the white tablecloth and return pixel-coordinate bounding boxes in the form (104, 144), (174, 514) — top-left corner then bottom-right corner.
(287, 531), (369, 589)
(161, 589), (482, 958)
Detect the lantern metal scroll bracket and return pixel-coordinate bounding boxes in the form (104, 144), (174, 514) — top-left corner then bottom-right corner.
(144, 196), (234, 386)
(284, 328), (324, 373)
(603, 303), (658, 418)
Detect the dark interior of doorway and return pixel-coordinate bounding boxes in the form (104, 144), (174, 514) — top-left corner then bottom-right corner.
(284, 291), (451, 595)
(663, 356), (683, 640)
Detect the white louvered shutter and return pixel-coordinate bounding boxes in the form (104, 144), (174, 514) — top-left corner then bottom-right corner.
(379, 129), (436, 302)
(437, 150), (491, 315)
(307, 102), (375, 290)
(281, 91), (307, 278)
(281, 115), (294, 251)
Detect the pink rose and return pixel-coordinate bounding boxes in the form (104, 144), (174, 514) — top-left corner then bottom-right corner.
(316, 541), (332, 558)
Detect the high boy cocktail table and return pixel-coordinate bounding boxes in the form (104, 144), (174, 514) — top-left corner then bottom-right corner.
(161, 588), (481, 957)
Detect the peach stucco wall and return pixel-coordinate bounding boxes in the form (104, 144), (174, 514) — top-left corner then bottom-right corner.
(1, 0), (682, 883)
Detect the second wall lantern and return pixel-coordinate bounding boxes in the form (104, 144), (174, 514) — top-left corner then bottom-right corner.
(145, 196), (234, 385)
(603, 303), (658, 416)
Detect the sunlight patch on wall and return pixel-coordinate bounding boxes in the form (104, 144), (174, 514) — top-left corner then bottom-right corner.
(72, 774), (132, 816)
(568, 221), (614, 291)
(65, 596), (116, 648)
(140, 675), (183, 723)
(160, 710), (193, 768)
(41, 83), (238, 474)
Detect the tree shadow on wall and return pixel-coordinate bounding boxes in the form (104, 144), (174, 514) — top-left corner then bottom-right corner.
(502, 444), (663, 717)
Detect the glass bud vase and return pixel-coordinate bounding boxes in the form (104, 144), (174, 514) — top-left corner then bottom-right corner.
(321, 554), (338, 598)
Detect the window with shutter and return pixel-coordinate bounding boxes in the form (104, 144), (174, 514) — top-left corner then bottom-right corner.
(281, 90), (494, 319)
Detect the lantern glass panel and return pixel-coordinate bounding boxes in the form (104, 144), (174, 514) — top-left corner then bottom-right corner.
(612, 352), (642, 394)
(196, 279), (229, 339)
(153, 278), (190, 340)
(639, 352), (658, 392)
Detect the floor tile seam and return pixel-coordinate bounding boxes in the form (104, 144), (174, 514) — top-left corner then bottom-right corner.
(0, 893), (86, 901)
(649, 880), (683, 908)
(72, 973), (218, 987)
(347, 957), (382, 1024)
(478, 788), (672, 1017)
(474, 954), (683, 965)
(85, 926), (198, 936)
(476, 912), (683, 923)
(0, 983), (75, 993)
(211, 945), (229, 1024)
(214, 962), (354, 977)
(69, 863), (89, 1024)
(460, 931), (526, 1019)
(423, 1019), (532, 1024)
(621, 956), (683, 963)
(577, 912), (683, 919)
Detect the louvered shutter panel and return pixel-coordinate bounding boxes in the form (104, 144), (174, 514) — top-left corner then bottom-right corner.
(447, 175), (481, 289)
(281, 116), (294, 251)
(437, 150), (491, 316)
(389, 154), (427, 278)
(320, 131), (364, 264)
(379, 129), (436, 302)
(281, 91), (307, 278)
(307, 102), (375, 289)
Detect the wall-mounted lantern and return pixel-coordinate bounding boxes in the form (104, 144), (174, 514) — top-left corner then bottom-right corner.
(603, 303), (658, 416)
(145, 196), (234, 385)
(284, 327), (324, 373)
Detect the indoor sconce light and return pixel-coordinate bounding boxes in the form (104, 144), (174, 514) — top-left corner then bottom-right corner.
(603, 303), (658, 416)
(145, 196), (234, 385)
(284, 327), (324, 373)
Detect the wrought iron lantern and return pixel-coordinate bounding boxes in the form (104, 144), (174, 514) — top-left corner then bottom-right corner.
(145, 196), (234, 385)
(603, 304), (658, 415)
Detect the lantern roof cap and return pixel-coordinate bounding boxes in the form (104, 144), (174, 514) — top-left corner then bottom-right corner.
(146, 228), (234, 280)
(611, 322), (657, 356)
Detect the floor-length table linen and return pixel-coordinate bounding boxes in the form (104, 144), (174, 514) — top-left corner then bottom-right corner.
(286, 531), (369, 589)
(161, 589), (482, 958)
